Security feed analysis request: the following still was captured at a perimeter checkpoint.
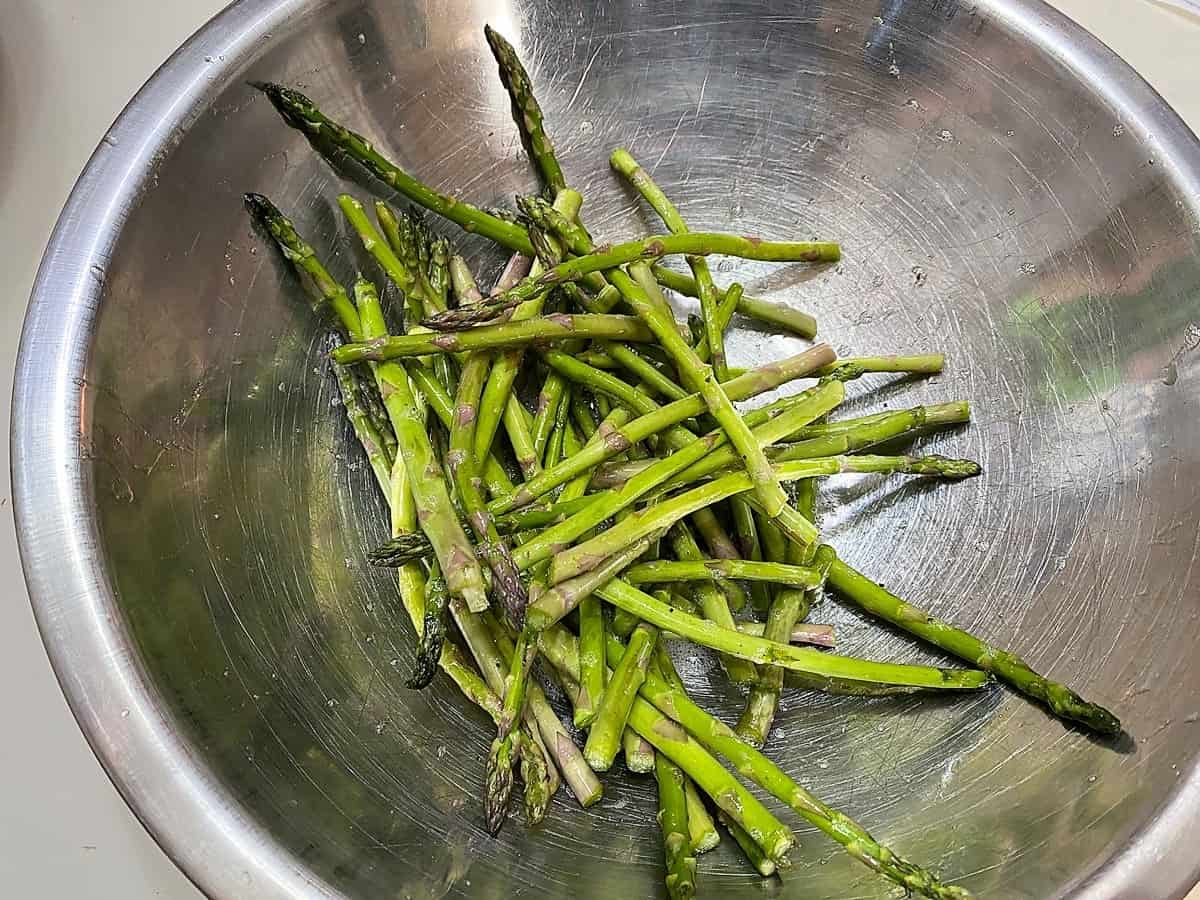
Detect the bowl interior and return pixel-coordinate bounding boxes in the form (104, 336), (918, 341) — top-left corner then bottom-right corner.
(55, 0), (1200, 897)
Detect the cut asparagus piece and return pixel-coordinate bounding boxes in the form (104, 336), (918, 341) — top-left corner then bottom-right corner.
(821, 549), (1122, 735)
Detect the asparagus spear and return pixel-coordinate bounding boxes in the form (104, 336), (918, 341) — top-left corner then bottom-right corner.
(818, 354), (944, 376)
(448, 343), (528, 626)
(401, 360), (514, 497)
(406, 569), (449, 690)
(530, 371), (569, 459)
(484, 25), (567, 195)
(255, 83), (536, 254)
(622, 261), (822, 551)
(245, 193), (362, 337)
(583, 622), (658, 771)
(820, 548), (1122, 735)
(332, 313), (655, 362)
(423, 233), (840, 330)
(352, 278), (490, 613)
(623, 558), (823, 588)
(339, 195), (425, 302)
(525, 536), (661, 631)
(595, 577), (989, 691)
(539, 349), (664, 416)
(740, 621), (835, 646)
(655, 753), (698, 900)
(610, 148), (730, 380)
(598, 341), (689, 401)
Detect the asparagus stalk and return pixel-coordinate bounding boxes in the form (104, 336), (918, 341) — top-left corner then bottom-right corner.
(353, 278), (490, 613)
(540, 349), (664, 416)
(402, 361), (514, 497)
(245, 193), (362, 337)
(623, 558), (823, 588)
(255, 82), (536, 254)
(817, 354), (944, 376)
(595, 577), (989, 691)
(348, 363), (399, 466)
(740, 620), (835, 646)
(423, 233), (840, 330)
(484, 25), (567, 195)
(584, 622), (658, 771)
(530, 371), (569, 459)
(448, 345), (528, 626)
(730, 496), (772, 612)
(525, 536), (660, 631)
(599, 341), (690, 401)
(556, 418), (593, 503)
(655, 753), (698, 900)
(332, 313), (655, 362)
(610, 148), (729, 379)
(651, 265), (818, 340)
(636, 700), (795, 862)
(788, 400), (970, 442)
(406, 569), (450, 690)
(339, 195), (426, 302)
(820, 548), (1122, 735)
(492, 344), (836, 513)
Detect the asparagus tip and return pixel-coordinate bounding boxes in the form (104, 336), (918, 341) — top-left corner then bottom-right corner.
(242, 191), (278, 221)
(367, 533), (432, 567)
(912, 455), (983, 479)
(423, 306), (498, 331)
(484, 739), (516, 835)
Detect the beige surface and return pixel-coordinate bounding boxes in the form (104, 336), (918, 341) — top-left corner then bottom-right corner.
(0, 1), (1196, 897)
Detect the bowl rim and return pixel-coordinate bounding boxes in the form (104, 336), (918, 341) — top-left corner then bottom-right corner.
(12, 1), (1200, 898)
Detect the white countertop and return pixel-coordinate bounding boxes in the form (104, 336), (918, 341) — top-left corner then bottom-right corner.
(2, 1), (1197, 897)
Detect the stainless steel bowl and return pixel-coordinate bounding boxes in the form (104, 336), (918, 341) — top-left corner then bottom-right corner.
(14, 0), (1200, 897)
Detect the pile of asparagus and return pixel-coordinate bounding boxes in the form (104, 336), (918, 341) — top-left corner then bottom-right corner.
(244, 26), (1120, 900)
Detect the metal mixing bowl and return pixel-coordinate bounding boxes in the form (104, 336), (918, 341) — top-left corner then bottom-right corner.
(13, 0), (1200, 897)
